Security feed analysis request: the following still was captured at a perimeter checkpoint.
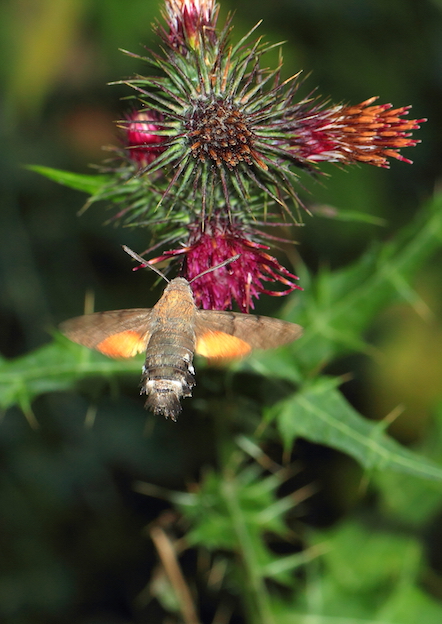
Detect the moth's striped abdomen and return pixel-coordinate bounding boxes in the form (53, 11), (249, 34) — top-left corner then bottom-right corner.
(141, 326), (196, 421)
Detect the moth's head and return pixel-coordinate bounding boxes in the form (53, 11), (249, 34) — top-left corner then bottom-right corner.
(163, 277), (194, 296)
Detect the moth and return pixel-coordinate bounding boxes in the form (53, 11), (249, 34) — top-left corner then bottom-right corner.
(60, 248), (303, 420)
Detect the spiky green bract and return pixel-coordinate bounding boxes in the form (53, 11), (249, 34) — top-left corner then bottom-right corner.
(108, 18), (314, 233)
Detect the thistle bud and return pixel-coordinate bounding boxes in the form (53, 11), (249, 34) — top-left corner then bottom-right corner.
(125, 110), (165, 168)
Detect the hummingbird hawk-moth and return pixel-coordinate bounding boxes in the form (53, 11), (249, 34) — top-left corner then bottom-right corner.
(60, 250), (303, 420)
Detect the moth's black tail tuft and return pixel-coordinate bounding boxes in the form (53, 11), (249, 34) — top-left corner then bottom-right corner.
(144, 390), (182, 422)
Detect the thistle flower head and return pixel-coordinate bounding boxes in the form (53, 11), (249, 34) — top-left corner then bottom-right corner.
(117, 6), (424, 229)
(125, 110), (165, 167)
(164, 0), (218, 52)
(123, 17), (313, 222)
(290, 97), (426, 168)
(148, 213), (302, 312)
(93, 0), (425, 313)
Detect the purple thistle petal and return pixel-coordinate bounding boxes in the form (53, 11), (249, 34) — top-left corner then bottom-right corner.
(149, 213), (302, 311)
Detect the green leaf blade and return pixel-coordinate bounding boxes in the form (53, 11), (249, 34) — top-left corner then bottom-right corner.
(268, 377), (442, 481)
(284, 193), (442, 375)
(27, 165), (108, 195)
(0, 336), (142, 411)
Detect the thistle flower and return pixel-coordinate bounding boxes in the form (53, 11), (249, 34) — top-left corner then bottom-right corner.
(147, 213), (302, 311)
(118, 3), (425, 227)
(93, 0), (425, 311)
(164, 0), (219, 52)
(125, 110), (165, 167)
(290, 97), (425, 168)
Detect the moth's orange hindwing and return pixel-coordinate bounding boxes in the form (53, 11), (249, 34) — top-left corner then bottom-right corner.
(196, 330), (252, 360)
(96, 330), (148, 358)
(59, 309), (152, 358)
(194, 309), (302, 360)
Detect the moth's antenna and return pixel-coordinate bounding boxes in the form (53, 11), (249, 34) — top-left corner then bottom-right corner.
(189, 254), (241, 284)
(122, 245), (170, 283)
(123, 246), (240, 285)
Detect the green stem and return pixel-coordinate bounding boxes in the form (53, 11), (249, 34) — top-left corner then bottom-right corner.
(221, 467), (276, 624)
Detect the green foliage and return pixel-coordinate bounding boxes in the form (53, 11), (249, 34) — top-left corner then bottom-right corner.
(25, 166), (108, 195)
(2, 190), (442, 620)
(285, 521), (442, 624)
(293, 194), (442, 373)
(0, 336), (142, 413)
(176, 453), (323, 624)
(268, 376), (442, 480)
(157, 442), (442, 624)
(245, 195), (442, 396)
(3, 194), (442, 479)
(374, 402), (442, 526)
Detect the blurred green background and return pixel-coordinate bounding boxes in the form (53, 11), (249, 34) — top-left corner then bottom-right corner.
(1, 0), (442, 622)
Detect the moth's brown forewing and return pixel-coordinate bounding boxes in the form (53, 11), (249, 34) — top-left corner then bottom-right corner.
(60, 278), (303, 419)
(59, 309), (153, 357)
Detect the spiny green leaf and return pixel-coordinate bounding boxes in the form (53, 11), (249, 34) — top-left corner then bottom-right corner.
(181, 459), (300, 586)
(267, 377), (442, 481)
(0, 335), (142, 411)
(27, 165), (108, 194)
(184, 466), (286, 549)
(374, 400), (442, 525)
(279, 192), (442, 374)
